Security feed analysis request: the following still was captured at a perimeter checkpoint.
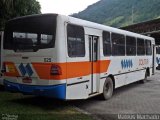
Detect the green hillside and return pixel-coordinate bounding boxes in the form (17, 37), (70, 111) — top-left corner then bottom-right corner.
(72, 0), (160, 27)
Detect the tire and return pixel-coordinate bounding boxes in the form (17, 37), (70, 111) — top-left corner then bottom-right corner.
(139, 71), (147, 84)
(102, 77), (113, 100)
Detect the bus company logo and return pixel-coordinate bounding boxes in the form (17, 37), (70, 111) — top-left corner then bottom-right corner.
(139, 59), (149, 66)
(18, 63), (33, 76)
(156, 57), (160, 64)
(121, 59), (133, 69)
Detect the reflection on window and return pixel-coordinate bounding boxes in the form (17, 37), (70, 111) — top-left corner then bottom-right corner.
(103, 31), (111, 56)
(112, 33), (125, 56)
(13, 32), (37, 45)
(126, 36), (136, 56)
(12, 32), (54, 51)
(145, 40), (152, 55)
(67, 24), (85, 57)
(41, 34), (53, 44)
(137, 38), (145, 55)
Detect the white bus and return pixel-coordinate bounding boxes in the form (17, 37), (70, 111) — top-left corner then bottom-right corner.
(0, 31), (3, 85)
(2, 14), (156, 100)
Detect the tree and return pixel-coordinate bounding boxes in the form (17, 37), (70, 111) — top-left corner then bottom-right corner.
(0, 0), (41, 30)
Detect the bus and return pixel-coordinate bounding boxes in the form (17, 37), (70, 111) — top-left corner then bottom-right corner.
(0, 31), (3, 85)
(2, 14), (156, 100)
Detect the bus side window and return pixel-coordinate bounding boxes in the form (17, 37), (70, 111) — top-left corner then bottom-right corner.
(145, 40), (152, 55)
(137, 38), (145, 55)
(103, 31), (111, 56)
(67, 24), (85, 57)
(156, 47), (160, 54)
(126, 36), (136, 56)
(112, 33), (125, 56)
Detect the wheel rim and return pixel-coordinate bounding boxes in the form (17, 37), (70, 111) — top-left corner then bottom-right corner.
(104, 82), (112, 96)
(104, 82), (109, 93)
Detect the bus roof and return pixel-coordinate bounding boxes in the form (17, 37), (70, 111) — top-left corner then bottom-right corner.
(6, 13), (154, 41)
(64, 15), (154, 41)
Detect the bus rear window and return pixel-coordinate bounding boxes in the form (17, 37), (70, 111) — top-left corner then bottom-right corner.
(4, 14), (57, 52)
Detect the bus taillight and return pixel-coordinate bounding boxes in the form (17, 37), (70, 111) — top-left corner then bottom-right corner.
(50, 65), (62, 75)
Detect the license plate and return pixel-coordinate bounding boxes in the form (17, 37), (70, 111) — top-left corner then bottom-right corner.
(22, 77), (32, 83)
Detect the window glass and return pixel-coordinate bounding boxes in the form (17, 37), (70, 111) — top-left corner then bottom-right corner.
(112, 33), (125, 56)
(126, 36), (136, 56)
(13, 32), (37, 44)
(103, 31), (111, 56)
(93, 37), (98, 61)
(67, 24), (85, 57)
(145, 40), (152, 55)
(137, 38), (145, 55)
(156, 47), (160, 54)
(13, 32), (38, 51)
(4, 14), (57, 51)
(41, 34), (53, 44)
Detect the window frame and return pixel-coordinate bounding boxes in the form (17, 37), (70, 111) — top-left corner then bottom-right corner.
(126, 36), (136, 56)
(145, 39), (152, 55)
(156, 46), (160, 54)
(4, 14), (57, 51)
(111, 32), (125, 56)
(103, 31), (112, 56)
(67, 24), (85, 58)
(137, 38), (145, 56)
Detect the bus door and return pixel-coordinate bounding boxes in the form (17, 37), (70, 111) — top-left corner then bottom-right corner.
(89, 35), (100, 94)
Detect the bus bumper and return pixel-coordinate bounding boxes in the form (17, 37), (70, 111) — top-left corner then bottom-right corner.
(4, 80), (66, 100)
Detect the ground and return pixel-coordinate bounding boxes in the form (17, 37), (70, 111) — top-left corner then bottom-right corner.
(0, 88), (92, 120)
(0, 71), (160, 120)
(72, 71), (160, 120)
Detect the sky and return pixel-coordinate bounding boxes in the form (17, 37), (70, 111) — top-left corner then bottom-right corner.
(37, 0), (100, 15)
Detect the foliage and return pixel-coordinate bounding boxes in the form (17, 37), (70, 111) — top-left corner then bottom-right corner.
(0, 0), (41, 30)
(0, 89), (92, 120)
(72, 0), (160, 27)
(104, 16), (125, 27)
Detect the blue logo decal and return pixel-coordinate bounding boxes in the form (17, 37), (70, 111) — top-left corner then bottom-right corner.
(121, 59), (133, 69)
(19, 63), (26, 76)
(18, 63), (33, 76)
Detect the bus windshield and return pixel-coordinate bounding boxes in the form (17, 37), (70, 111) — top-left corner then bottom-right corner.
(4, 14), (57, 52)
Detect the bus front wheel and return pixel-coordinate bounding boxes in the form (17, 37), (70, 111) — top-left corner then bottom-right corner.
(102, 77), (113, 100)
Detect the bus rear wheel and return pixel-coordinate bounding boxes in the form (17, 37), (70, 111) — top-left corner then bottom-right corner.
(102, 77), (113, 100)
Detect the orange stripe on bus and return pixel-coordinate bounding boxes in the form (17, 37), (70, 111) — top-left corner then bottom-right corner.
(32, 60), (110, 80)
(4, 62), (20, 77)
